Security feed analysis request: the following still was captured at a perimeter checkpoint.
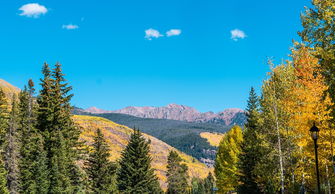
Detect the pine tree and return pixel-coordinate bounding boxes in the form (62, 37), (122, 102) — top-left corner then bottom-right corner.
(238, 87), (262, 193)
(191, 177), (204, 194)
(166, 150), (189, 194)
(37, 63), (82, 193)
(203, 172), (215, 194)
(85, 128), (117, 193)
(5, 94), (20, 194)
(0, 89), (9, 194)
(19, 80), (49, 194)
(117, 129), (162, 194)
(214, 125), (243, 193)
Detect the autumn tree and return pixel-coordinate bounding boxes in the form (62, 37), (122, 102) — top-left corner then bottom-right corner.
(214, 125), (243, 193)
(257, 62), (296, 193)
(285, 45), (333, 193)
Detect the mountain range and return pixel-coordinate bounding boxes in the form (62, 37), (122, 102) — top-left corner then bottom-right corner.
(83, 104), (246, 126)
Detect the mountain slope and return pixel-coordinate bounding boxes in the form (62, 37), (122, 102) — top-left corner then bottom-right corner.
(0, 79), (20, 99)
(73, 115), (210, 189)
(74, 110), (231, 166)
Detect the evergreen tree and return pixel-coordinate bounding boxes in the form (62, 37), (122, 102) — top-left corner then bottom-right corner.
(166, 150), (189, 194)
(203, 172), (215, 194)
(37, 63), (82, 193)
(191, 177), (204, 194)
(238, 87), (262, 194)
(85, 128), (117, 193)
(5, 95), (20, 193)
(214, 126), (243, 193)
(0, 89), (9, 194)
(19, 80), (49, 194)
(117, 129), (162, 194)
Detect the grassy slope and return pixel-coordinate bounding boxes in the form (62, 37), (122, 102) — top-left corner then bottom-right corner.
(200, 132), (224, 147)
(0, 79), (20, 100)
(73, 115), (211, 189)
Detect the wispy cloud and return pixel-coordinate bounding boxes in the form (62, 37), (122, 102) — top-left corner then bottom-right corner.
(19, 3), (48, 18)
(62, 24), (79, 30)
(145, 28), (163, 40)
(166, 29), (181, 37)
(230, 29), (246, 41)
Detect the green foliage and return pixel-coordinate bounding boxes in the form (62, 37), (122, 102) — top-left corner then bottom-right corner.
(190, 173), (215, 194)
(238, 87), (262, 193)
(214, 125), (243, 193)
(19, 80), (49, 194)
(0, 89), (8, 194)
(166, 150), (189, 194)
(5, 94), (20, 193)
(299, 0), (335, 118)
(85, 128), (117, 193)
(37, 63), (83, 193)
(117, 129), (162, 194)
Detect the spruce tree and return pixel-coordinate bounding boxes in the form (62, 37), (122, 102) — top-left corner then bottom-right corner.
(19, 80), (49, 193)
(203, 172), (215, 194)
(85, 128), (117, 193)
(166, 150), (189, 194)
(37, 63), (82, 193)
(238, 87), (262, 193)
(117, 129), (162, 194)
(5, 95), (20, 193)
(0, 89), (9, 194)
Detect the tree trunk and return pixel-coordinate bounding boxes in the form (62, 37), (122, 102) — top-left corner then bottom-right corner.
(274, 105), (285, 194)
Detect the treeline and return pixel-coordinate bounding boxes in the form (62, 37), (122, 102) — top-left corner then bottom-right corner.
(0, 63), (214, 193)
(214, 0), (335, 193)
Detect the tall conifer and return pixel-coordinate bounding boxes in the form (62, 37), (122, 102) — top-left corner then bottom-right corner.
(238, 87), (262, 193)
(19, 80), (49, 193)
(37, 63), (82, 193)
(117, 129), (162, 193)
(166, 150), (189, 194)
(85, 128), (117, 193)
(5, 95), (20, 193)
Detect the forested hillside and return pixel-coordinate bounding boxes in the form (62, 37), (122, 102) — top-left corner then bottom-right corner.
(74, 109), (231, 166)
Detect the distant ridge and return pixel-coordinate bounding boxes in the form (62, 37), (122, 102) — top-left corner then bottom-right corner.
(84, 103), (246, 126)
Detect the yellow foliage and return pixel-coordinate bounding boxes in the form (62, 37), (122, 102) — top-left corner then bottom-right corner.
(200, 132), (224, 147)
(73, 115), (211, 190)
(285, 45), (333, 188)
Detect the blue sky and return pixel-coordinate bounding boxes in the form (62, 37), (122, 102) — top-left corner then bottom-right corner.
(0, 0), (310, 112)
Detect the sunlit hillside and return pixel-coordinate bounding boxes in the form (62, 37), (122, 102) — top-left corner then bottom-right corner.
(73, 115), (211, 189)
(200, 132), (225, 147)
(0, 79), (20, 100)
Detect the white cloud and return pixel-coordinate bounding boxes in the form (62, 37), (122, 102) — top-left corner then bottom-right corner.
(230, 29), (246, 41)
(62, 24), (79, 30)
(166, 29), (181, 37)
(145, 28), (163, 40)
(19, 3), (48, 18)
